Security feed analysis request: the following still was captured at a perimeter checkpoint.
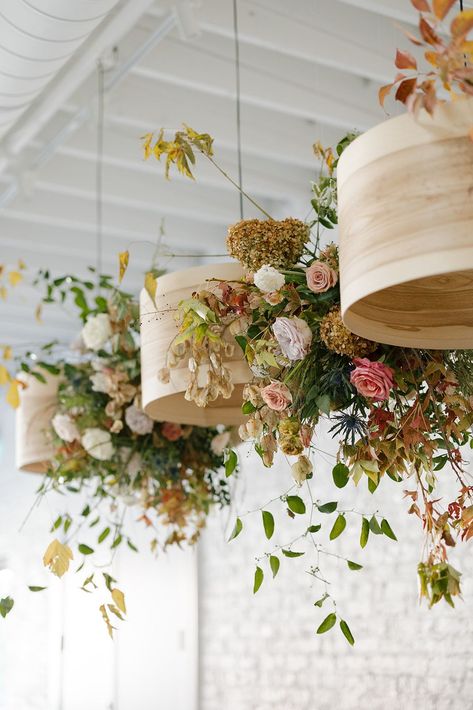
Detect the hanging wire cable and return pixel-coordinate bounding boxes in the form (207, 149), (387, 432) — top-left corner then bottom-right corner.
(232, 0), (244, 220)
(96, 59), (105, 283)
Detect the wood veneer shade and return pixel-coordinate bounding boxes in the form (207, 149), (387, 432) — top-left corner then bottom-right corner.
(140, 263), (250, 426)
(16, 373), (59, 473)
(338, 97), (473, 348)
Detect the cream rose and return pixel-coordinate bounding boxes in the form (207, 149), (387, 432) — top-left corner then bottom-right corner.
(253, 265), (285, 293)
(305, 261), (338, 293)
(291, 455), (313, 485)
(52, 413), (79, 443)
(81, 314), (112, 351)
(272, 316), (312, 361)
(211, 431), (231, 455)
(82, 428), (114, 461)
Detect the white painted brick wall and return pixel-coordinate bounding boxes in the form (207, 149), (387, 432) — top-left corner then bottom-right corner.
(198, 432), (473, 710)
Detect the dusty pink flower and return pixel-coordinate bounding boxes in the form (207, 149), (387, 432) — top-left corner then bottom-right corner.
(261, 381), (292, 412)
(350, 358), (394, 402)
(300, 424), (313, 448)
(272, 316), (312, 361)
(305, 261), (338, 293)
(161, 421), (183, 441)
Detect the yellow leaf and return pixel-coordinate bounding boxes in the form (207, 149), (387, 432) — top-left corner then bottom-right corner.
(0, 364), (10, 385)
(108, 603), (124, 621)
(111, 588), (126, 614)
(35, 304), (43, 323)
(8, 271), (22, 287)
(43, 539), (73, 578)
(141, 132), (154, 160)
(0, 287), (6, 301)
(6, 379), (19, 408)
(144, 272), (157, 306)
(118, 250), (129, 284)
(2, 345), (12, 360)
(99, 604), (115, 639)
(18, 259), (26, 271)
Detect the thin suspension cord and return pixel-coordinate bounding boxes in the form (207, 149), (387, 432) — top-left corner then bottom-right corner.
(96, 59), (105, 283)
(232, 0), (244, 221)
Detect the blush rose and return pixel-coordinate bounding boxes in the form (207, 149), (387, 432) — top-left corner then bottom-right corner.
(305, 261), (338, 293)
(261, 381), (292, 411)
(350, 358), (394, 402)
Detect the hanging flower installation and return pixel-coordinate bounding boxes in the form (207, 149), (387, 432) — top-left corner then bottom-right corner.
(143, 125), (473, 644)
(13, 270), (234, 635)
(337, 0), (473, 348)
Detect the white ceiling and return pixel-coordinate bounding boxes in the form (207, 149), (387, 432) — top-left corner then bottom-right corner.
(0, 0), (453, 345)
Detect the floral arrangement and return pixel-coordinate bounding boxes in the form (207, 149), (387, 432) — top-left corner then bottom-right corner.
(142, 122), (473, 643)
(11, 270), (234, 633)
(380, 0), (473, 115)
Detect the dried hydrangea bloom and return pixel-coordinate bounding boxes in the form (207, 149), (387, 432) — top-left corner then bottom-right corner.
(319, 306), (377, 358)
(226, 218), (309, 271)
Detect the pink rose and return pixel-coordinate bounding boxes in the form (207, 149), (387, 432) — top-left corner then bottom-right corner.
(350, 358), (394, 402)
(261, 381), (292, 412)
(272, 317), (312, 361)
(161, 422), (183, 441)
(306, 261), (338, 293)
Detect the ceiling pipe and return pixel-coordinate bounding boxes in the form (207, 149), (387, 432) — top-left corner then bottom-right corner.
(3, 0), (160, 159)
(0, 10), (177, 208)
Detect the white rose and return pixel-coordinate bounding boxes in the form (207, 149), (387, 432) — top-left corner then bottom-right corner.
(253, 265), (285, 293)
(90, 371), (110, 393)
(125, 404), (154, 436)
(272, 316), (312, 361)
(211, 431), (231, 456)
(82, 428), (114, 461)
(81, 314), (112, 351)
(52, 413), (79, 443)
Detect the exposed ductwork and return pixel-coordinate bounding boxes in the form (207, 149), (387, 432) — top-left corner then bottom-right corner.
(0, 0), (122, 141)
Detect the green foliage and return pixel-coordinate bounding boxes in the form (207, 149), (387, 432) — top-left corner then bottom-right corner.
(253, 566), (264, 594)
(269, 555), (280, 578)
(282, 549), (305, 558)
(225, 449), (238, 478)
(0, 597), (14, 618)
(381, 519), (397, 541)
(317, 501), (337, 514)
(360, 517), (370, 548)
(316, 613), (336, 634)
(228, 517), (243, 541)
(286, 495), (306, 515)
(262, 510), (275, 540)
(347, 561), (363, 571)
(332, 463), (349, 488)
(329, 514), (346, 540)
(340, 619), (355, 646)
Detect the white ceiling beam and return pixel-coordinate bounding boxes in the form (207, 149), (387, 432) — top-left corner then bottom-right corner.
(1, 198), (232, 252)
(125, 30), (381, 132)
(151, 0), (397, 83)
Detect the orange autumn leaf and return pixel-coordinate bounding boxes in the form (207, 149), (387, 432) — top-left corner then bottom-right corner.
(8, 271), (22, 287)
(395, 49), (418, 70)
(6, 379), (20, 408)
(118, 250), (129, 284)
(432, 0), (457, 20)
(451, 9), (473, 41)
(395, 78), (418, 103)
(419, 17), (442, 46)
(412, 0), (430, 10)
(379, 83), (394, 107)
(424, 50), (440, 66)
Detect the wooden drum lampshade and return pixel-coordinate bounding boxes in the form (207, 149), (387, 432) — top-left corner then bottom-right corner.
(16, 373), (59, 473)
(338, 98), (473, 349)
(140, 263), (251, 426)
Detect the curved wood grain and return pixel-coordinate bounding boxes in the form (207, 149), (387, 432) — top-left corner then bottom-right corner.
(16, 373), (59, 473)
(338, 97), (473, 348)
(140, 263), (251, 426)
